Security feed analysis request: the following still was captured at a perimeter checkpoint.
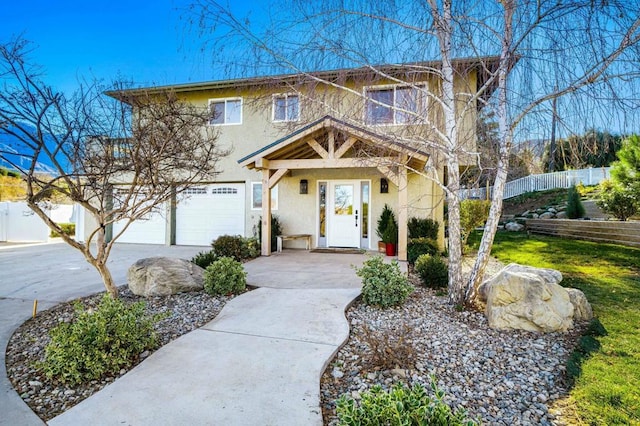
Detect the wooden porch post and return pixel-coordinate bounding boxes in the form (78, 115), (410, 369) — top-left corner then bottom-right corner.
(398, 162), (408, 262)
(261, 168), (272, 256)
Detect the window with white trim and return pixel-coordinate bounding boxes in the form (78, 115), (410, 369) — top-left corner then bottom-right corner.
(251, 182), (278, 210)
(209, 98), (242, 125)
(365, 85), (426, 125)
(272, 94), (299, 122)
(211, 187), (238, 195)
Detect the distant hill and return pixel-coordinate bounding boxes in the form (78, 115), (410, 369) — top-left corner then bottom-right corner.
(0, 124), (68, 174)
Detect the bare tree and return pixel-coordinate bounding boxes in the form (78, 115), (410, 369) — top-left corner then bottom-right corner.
(0, 38), (226, 297)
(190, 0), (640, 305)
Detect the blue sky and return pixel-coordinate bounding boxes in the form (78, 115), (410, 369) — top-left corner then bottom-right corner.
(1, 0), (230, 94)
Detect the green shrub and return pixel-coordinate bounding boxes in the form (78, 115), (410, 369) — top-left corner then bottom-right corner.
(49, 222), (75, 238)
(415, 254), (449, 289)
(566, 185), (586, 219)
(204, 257), (247, 295)
(211, 235), (260, 261)
(355, 256), (413, 308)
(191, 250), (218, 269)
(407, 237), (439, 265)
(597, 180), (638, 221)
(255, 215), (283, 252)
(408, 217), (439, 239)
(460, 199), (491, 251)
(336, 380), (478, 426)
(39, 295), (159, 385)
(382, 217), (398, 244)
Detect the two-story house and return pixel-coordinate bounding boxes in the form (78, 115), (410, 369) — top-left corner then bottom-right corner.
(96, 58), (498, 261)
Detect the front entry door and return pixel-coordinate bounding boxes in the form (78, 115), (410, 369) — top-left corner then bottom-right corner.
(328, 181), (361, 247)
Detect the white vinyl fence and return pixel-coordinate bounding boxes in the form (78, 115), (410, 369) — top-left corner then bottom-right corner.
(0, 202), (76, 242)
(461, 167), (611, 200)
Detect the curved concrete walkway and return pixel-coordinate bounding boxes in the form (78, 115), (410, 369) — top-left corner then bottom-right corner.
(48, 251), (365, 425)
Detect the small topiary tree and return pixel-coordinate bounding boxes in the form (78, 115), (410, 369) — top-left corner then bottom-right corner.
(204, 257), (247, 295)
(376, 204), (395, 241)
(39, 295), (159, 385)
(566, 184), (586, 219)
(414, 254), (449, 289)
(355, 255), (413, 308)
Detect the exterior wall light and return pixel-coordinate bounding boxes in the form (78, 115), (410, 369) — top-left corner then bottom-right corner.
(380, 178), (389, 193)
(300, 179), (308, 194)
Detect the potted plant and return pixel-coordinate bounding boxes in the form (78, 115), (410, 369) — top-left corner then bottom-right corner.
(383, 218), (398, 256)
(376, 204), (395, 253)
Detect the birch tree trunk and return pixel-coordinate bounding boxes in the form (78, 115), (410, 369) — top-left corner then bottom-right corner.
(465, 1), (514, 305)
(427, 0), (465, 305)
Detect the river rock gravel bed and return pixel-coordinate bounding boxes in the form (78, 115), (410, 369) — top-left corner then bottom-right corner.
(5, 286), (238, 421)
(320, 274), (585, 425)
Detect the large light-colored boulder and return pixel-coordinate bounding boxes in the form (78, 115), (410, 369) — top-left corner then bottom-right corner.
(505, 222), (525, 232)
(479, 263), (574, 332)
(539, 212), (555, 219)
(128, 257), (204, 297)
(567, 288), (593, 321)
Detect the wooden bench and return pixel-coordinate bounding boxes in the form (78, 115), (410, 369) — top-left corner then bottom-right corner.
(276, 234), (312, 252)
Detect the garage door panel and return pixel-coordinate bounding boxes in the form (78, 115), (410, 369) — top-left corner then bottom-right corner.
(112, 210), (166, 245)
(175, 184), (245, 246)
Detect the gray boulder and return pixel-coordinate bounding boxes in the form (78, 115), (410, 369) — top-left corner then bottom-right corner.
(479, 263), (575, 332)
(539, 211), (555, 219)
(505, 221), (525, 232)
(567, 288), (593, 321)
(556, 211), (567, 219)
(128, 257), (204, 297)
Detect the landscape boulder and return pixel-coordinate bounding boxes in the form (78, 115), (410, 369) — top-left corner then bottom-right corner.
(539, 211), (555, 219)
(567, 288), (593, 321)
(479, 263), (582, 332)
(128, 257), (204, 297)
(505, 221), (525, 232)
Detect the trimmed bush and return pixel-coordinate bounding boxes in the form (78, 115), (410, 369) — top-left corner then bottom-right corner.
(336, 380), (478, 426)
(408, 217), (439, 239)
(597, 180), (638, 221)
(49, 222), (76, 238)
(204, 257), (247, 296)
(191, 250), (218, 269)
(414, 254), (449, 289)
(566, 185), (585, 219)
(460, 199), (491, 251)
(407, 237), (439, 265)
(211, 235), (260, 261)
(39, 295), (159, 385)
(355, 256), (413, 308)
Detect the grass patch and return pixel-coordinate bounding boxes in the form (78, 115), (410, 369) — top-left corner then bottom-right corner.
(469, 231), (640, 424)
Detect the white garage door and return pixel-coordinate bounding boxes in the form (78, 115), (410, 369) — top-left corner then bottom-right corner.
(175, 184), (245, 246)
(112, 206), (167, 245)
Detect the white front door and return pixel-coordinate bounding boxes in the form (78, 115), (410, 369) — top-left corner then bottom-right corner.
(328, 181), (361, 247)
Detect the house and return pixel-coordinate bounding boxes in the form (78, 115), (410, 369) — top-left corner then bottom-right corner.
(97, 59), (499, 261)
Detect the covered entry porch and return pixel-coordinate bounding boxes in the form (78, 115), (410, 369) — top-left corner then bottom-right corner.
(239, 115), (429, 261)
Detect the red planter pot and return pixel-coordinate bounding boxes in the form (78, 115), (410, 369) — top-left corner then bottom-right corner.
(385, 243), (397, 256)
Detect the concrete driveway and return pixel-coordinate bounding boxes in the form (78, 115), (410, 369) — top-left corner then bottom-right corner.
(0, 241), (207, 426)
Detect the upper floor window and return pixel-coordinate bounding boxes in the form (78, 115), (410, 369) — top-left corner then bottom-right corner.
(273, 94), (299, 122)
(365, 85), (426, 125)
(209, 98), (242, 125)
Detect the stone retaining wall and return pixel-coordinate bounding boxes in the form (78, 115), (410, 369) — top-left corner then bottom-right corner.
(526, 219), (640, 248)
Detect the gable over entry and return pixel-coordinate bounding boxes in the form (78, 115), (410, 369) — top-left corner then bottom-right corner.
(239, 115), (429, 261)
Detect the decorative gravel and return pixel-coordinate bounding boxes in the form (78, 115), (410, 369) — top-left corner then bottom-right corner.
(5, 286), (238, 421)
(6, 258), (585, 424)
(320, 265), (585, 426)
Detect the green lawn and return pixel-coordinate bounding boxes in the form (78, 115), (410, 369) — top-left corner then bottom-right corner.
(469, 231), (640, 425)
